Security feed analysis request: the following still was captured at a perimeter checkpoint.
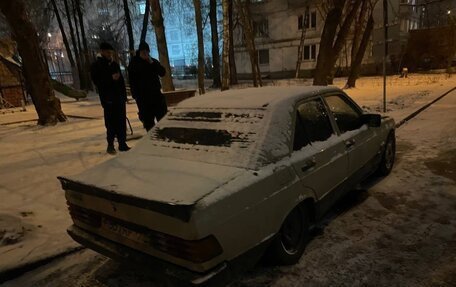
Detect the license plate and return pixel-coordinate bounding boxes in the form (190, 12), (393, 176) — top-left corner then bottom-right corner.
(101, 217), (146, 244)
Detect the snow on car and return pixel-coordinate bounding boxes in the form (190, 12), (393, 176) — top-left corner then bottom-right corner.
(58, 86), (396, 285)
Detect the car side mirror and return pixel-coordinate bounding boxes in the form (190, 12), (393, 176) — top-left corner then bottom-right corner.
(361, 114), (381, 127)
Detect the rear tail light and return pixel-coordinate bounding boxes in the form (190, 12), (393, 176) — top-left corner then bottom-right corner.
(66, 202), (222, 263)
(67, 202), (101, 227)
(150, 232), (223, 263)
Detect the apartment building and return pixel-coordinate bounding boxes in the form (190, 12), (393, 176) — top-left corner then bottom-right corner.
(234, 0), (325, 78)
(234, 0), (425, 78)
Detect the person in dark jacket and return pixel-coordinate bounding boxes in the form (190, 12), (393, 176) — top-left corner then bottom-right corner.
(91, 42), (130, 154)
(128, 41), (167, 131)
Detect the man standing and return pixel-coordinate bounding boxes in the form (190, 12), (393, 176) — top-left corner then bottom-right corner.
(128, 41), (167, 131)
(91, 42), (130, 154)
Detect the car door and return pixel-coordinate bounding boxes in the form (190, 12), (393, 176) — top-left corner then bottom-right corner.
(290, 97), (348, 200)
(323, 93), (379, 178)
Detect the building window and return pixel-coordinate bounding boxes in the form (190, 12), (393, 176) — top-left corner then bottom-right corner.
(138, 1), (146, 15)
(298, 10), (316, 30)
(171, 44), (182, 56)
(303, 45), (316, 61)
(258, 49), (269, 65)
(253, 19), (268, 38)
(400, 19), (410, 32)
(168, 30), (180, 42)
(97, 7), (109, 16)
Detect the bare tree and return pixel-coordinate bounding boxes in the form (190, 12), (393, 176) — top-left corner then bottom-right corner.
(150, 0), (175, 91)
(228, 0), (237, 85)
(235, 0), (262, 87)
(193, 0), (205, 94)
(209, 0), (221, 88)
(122, 0), (135, 56)
(74, 0), (92, 90)
(50, 0), (75, 70)
(140, 0), (151, 43)
(0, 0), (66, 125)
(345, 1), (376, 88)
(313, 0), (362, 86)
(221, 0), (230, 90)
(63, 0), (83, 89)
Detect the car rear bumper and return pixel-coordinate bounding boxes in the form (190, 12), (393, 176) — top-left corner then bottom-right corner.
(67, 225), (229, 286)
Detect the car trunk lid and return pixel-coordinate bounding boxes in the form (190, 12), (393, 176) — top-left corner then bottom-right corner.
(59, 153), (245, 221)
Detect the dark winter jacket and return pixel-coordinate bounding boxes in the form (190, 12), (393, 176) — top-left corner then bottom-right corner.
(128, 53), (166, 103)
(90, 56), (127, 107)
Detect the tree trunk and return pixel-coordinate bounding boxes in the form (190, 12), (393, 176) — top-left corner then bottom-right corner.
(209, 0), (221, 88)
(326, 0), (363, 84)
(313, 2), (344, 85)
(63, 0), (83, 89)
(75, 0), (93, 90)
(221, 0), (230, 90)
(71, 0), (87, 90)
(140, 0), (150, 43)
(351, 0), (368, 65)
(346, 14), (373, 88)
(235, 0), (261, 87)
(193, 0), (205, 94)
(50, 0), (75, 68)
(313, 0), (362, 86)
(0, 0), (66, 125)
(122, 0), (135, 56)
(228, 0), (238, 85)
(72, 0), (82, 56)
(149, 0), (175, 91)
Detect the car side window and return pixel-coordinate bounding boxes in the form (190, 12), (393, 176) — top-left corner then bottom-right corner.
(293, 98), (334, 151)
(325, 94), (363, 133)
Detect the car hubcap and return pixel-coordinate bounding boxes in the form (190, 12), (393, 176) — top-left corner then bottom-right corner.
(280, 209), (304, 255)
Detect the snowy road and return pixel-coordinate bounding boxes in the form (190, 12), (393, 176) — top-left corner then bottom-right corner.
(3, 92), (456, 287)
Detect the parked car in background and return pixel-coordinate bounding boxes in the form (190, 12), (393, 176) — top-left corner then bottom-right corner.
(59, 86), (396, 285)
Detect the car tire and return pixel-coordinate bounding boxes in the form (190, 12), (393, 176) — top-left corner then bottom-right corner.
(377, 132), (396, 176)
(267, 205), (311, 265)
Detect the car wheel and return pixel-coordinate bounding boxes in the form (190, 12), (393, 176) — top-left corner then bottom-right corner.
(267, 205), (310, 265)
(378, 133), (395, 176)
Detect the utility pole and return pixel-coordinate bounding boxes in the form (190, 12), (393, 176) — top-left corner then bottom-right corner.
(383, 0), (388, 113)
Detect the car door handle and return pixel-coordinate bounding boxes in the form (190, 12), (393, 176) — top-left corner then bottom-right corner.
(301, 159), (316, 172)
(345, 139), (356, 148)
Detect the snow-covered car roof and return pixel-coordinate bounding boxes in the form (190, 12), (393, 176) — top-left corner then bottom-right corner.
(177, 86), (339, 109)
(134, 86), (342, 170)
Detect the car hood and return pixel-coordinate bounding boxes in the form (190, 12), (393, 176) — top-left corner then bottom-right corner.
(59, 152), (245, 207)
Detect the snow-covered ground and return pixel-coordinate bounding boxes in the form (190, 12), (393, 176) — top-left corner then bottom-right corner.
(0, 73), (455, 285)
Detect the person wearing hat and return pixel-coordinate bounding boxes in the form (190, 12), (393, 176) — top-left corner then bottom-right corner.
(90, 42), (130, 154)
(128, 41), (167, 131)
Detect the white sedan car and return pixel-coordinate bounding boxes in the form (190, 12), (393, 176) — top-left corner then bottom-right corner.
(59, 86), (395, 285)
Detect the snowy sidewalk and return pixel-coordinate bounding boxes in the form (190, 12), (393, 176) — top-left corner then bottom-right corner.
(0, 96), (145, 280)
(0, 74), (454, 281)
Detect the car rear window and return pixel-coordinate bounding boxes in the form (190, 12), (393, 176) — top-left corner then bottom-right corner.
(145, 108), (267, 169)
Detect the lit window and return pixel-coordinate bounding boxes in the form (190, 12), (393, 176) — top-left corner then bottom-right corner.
(138, 2), (146, 15)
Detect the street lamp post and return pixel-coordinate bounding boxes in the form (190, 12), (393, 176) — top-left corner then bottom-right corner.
(383, 0), (388, 113)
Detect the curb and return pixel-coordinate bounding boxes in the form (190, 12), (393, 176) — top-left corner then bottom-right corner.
(396, 86), (456, 128)
(0, 246), (85, 284)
